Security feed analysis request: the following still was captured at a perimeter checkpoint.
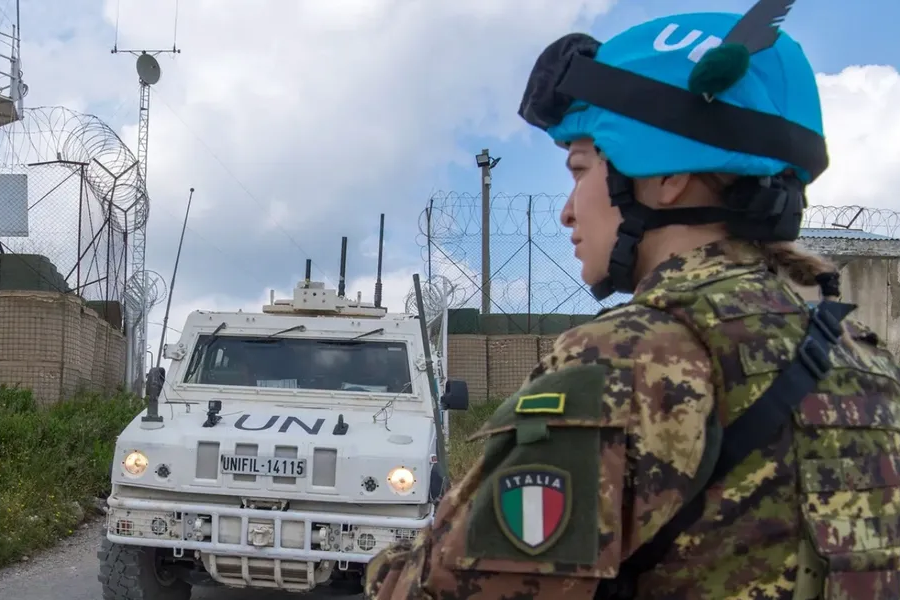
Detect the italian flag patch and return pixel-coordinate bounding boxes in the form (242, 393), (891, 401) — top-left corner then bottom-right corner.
(495, 466), (571, 555)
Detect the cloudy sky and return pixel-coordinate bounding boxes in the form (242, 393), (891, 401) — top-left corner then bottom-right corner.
(4, 0), (900, 371)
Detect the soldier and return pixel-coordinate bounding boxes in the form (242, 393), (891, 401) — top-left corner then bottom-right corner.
(365, 2), (900, 599)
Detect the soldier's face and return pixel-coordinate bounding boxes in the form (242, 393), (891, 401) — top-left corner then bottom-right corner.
(559, 139), (623, 286)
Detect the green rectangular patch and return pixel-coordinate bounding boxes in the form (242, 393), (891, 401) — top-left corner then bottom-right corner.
(515, 392), (566, 415)
(465, 364), (606, 566)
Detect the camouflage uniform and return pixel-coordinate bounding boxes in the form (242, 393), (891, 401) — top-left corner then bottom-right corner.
(364, 239), (900, 599)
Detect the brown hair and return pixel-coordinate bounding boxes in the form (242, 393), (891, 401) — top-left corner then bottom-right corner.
(755, 241), (841, 300)
(695, 172), (842, 301)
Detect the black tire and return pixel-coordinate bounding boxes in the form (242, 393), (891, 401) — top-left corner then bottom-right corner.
(97, 537), (192, 600)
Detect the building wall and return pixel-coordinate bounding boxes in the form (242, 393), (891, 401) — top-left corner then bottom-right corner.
(790, 257), (900, 357)
(0, 290), (127, 406)
(449, 257), (900, 402)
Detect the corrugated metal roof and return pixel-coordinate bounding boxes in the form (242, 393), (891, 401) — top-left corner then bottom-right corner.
(798, 227), (897, 241)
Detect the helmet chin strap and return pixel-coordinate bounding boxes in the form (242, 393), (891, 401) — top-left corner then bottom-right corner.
(589, 162), (735, 303)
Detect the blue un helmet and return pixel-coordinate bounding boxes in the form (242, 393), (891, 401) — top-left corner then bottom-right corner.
(518, 0), (829, 301)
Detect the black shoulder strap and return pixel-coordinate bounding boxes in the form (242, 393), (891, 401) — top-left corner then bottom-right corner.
(594, 299), (857, 600)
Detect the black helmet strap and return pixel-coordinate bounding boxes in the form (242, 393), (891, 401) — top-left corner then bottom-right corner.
(589, 162), (808, 302)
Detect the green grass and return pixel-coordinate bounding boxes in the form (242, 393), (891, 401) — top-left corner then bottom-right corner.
(0, 386), (143, 568)
(447, 398), (503, 482)
(0, 388), (499, 567)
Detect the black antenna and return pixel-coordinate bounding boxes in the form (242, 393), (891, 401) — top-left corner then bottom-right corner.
(374, 213), (385, 308)
(156, 187), (194, 369)
(143, 186), (193, 428)
(304, 259), (312, 287)
(338, 236), (347, 297)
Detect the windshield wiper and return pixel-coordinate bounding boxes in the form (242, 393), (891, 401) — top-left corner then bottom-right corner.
(351, 327), (384, 340)
(264, 324), (307, 339)
(184, 321), (227, 380)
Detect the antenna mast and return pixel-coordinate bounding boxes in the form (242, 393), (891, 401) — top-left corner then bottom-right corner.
(338, 237), (348, 297)
(374, 213), (384, 308)
(0, 0), (27, 127)
(111, 6), (182, 394)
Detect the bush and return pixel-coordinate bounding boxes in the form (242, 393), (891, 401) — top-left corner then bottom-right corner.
(447, 398), (503, 482)
(0, 385), (143, 567)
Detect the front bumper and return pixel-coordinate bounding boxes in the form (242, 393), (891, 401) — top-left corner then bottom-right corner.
(105, 495), (431, 564)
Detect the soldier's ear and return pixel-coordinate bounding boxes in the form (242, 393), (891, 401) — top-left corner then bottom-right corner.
(656, 174), (692, 207)
(633, 173), (692, 209)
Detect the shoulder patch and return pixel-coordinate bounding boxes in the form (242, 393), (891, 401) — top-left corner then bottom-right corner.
(463, 363), (607, 566)
(515, 392), (565, 415)
(493, 464), (572, 555)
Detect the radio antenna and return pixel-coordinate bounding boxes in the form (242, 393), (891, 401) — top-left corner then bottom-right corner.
(156, 187), (194, 369)
(374, 213), (385, 308)
(338, 236), (348, 297)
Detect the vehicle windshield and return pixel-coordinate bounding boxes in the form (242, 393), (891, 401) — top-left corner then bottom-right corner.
(182, 334), (413, 394)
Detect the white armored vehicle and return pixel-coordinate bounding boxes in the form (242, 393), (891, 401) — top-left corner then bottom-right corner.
(98, 231), (469, 599)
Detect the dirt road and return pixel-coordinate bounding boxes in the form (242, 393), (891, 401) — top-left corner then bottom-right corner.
(0, 518), (363, 600)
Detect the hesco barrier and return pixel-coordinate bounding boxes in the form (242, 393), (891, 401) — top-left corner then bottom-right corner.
(445, 309), (598, 403)
(447, 308), (596, 336)
(0, 253), (72, 294)
(0, 253), (127, 405)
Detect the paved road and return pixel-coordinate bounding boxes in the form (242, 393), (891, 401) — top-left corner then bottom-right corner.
(0, 518), (363, 600)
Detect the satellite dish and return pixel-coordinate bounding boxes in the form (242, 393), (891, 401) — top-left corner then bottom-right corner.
(136, 53), (161, 85)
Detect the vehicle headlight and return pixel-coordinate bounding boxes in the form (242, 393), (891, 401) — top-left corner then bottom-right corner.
(123, 451), (149, 476)
(387, 467), (416, 494)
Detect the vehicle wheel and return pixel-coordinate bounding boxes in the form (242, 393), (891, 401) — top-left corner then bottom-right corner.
(329, 569), (364, 593)
(98, 537), (192, 600)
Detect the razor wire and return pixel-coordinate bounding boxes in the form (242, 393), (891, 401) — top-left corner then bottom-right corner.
(417, 191), (900, 325)
(0, 106), (163, 320)
(404, 274), (458, 368)
(802, 204), (900, 237)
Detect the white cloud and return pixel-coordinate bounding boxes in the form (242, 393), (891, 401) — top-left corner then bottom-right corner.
(808, 65), (900, 213)
(13, 0), (619, 370)
(8, 0), (900, 384)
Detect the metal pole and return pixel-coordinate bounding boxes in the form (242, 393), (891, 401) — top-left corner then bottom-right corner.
(338, 236), (347, 297)
(105, 186), (115, 305)
(374, 213), (384, 308)
(527, 194), (532, 333)
(480, 148), (491, 315)
(413, 273), (449, 486)
(156, 188), (195, 369)
(427, 197), (433, 285)
(76, 165), (84, 293)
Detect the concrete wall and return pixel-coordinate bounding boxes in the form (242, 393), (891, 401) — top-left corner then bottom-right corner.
(449, 257), (900, 401)
(0, 290), (127, 406)
(790, 257), (900, 356)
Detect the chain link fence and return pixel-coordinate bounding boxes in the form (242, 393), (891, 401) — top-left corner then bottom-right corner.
(417, 191), (900, 336)
(417, 191), (631, 334)
(0, 106), (150, 401)
(0, 106), (152, 325)
(0, 161), (127, 306)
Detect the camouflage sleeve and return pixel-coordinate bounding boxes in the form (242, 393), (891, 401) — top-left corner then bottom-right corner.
(364, 304), (716, 600)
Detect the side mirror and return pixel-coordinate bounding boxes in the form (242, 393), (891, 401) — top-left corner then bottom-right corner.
(440, 379), (469, 411)
(145, 367), (166, 402)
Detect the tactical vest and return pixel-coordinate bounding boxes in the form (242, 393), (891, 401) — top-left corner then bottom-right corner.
(598, 262), (900, 599)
